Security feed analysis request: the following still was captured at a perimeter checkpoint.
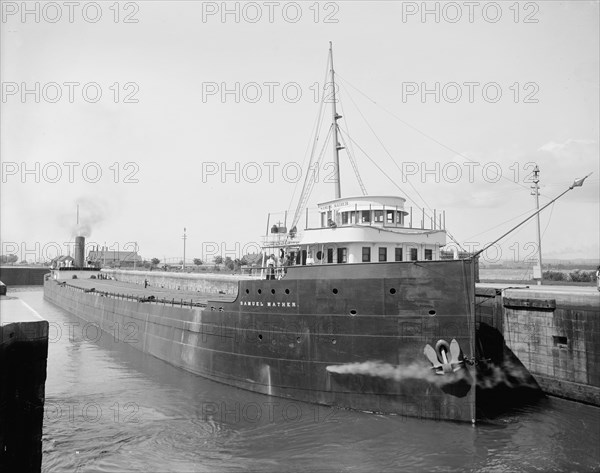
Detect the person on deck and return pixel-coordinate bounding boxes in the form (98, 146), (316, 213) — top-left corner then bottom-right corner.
(267, 254), (276, 280)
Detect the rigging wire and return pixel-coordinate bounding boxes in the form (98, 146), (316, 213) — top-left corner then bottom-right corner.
(338, 81), (433, 213)
(541, 201), (555, 239)
(339, 129), (466, 252)
(337, 132), (368, 195)
(286, 53), (332, 219)
(336, 91), (368, 195)
(336, 74), (548, 198)
(290, 125), (335, 232)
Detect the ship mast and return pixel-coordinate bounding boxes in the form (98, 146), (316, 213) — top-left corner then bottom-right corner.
(329, 41), (343, 199)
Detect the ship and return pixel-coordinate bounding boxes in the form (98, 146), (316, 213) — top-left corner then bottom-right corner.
(44, 44), (546, 423)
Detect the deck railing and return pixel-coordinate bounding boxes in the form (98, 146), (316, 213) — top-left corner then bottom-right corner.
(55, 281), (209, 309)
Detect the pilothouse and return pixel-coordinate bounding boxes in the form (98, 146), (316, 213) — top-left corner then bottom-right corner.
(261, 43), (452, 275)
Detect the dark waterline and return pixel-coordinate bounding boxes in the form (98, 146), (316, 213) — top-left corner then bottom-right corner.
(10, 288), (600, 472)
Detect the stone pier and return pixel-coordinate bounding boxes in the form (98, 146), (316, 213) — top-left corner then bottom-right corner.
(0, 294), (49, 473)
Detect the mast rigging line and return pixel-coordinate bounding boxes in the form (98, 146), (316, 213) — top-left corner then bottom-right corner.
(338, 81), (433, 214)
(289, 125), (335, 232)
(340, 130), (466, 253)
(336, 85), (368, 196)
(286, 51), (333, 218)
(337, 132), (368, 196)
(336, 74), (546, 198)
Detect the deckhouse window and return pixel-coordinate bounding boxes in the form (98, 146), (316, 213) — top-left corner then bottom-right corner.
(374, 210), (384, 223)
(396, 211), (404, 224)
(327, 248), (334, 263)
(386, 210), (395, 223)
(410, 248), (418, 261)
(342, 212), (349, 225)
(362, 247), (371, 262)
(378, 247), (387, 262)
(424, 249), (433, 260)
(337, 247), (347, 263)
(361, 210), (370, 223)
(395, 248), (403, 262)
(321, 212), (327, 228)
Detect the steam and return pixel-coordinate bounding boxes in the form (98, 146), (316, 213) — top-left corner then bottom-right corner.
(326, 361), (469, 387)
(476, 358), (539, 390)
(63, 197), (107, 237)
(327, 358), (540, 392)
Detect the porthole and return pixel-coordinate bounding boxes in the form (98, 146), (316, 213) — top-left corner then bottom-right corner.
(296, 336), (301, 343)
(331, 338), (337, 344)
(350, 309), (357, 316)
(258, 289), (262, 295)
(285, 289), (290, 294)
(429, 309), (436, 316)
(390, 288), (396, 294)
(245, 289), (249, 294)
(271, 289), (276, 295)
(258, 334), (263, 340)
(332, 288), (338, 294)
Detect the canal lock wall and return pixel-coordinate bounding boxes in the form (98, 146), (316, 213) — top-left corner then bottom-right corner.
(476, 285), (600, 406)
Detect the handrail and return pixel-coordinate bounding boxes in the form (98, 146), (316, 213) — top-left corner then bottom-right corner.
(57, 281), (207, 308)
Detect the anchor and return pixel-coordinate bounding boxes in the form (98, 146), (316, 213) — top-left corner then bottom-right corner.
(424, 339), (464, 375)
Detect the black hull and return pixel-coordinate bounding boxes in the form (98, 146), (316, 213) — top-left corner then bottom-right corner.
(44, 260), (478, 422)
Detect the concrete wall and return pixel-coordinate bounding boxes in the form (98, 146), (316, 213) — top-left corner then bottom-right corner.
(476, 285), (600, 405)
(0, 267), (49, 286)
(101, 269), (246, 295)
(0, 297), (49, 473)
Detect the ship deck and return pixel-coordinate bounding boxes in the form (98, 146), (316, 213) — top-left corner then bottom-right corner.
(56, 278), (236, 305)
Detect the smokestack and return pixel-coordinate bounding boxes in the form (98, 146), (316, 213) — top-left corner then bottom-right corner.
(75, 236), (85, 268)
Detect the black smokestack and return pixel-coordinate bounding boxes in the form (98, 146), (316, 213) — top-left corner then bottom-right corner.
(75, 236), (85, 268)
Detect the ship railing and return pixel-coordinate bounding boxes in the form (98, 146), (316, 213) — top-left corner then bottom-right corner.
(56, 280), (211, 309)
(261, 236), (303, 247)
(243, 265), (289, 280)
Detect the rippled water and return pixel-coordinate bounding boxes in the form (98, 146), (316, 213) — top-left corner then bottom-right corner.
(10, 288), (600, 472)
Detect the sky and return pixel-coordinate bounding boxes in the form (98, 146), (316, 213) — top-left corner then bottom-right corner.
(1, 0), (599, 265)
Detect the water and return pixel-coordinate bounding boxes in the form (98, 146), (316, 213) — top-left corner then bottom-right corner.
(10, 288), (600, 472)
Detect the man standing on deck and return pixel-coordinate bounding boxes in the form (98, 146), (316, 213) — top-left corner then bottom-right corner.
(267, 254), (276, 280)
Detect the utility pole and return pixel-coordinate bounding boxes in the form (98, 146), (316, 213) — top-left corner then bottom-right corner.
(471, 171), (592, 260)
(182, 228), (187, 271)
(531, 165), (543, 285)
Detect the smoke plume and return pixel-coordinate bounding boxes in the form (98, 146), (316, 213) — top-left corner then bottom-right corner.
(56, 196), (108, 238)
(71, 197), (107, 237)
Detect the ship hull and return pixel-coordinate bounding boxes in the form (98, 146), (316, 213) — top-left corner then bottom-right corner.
(44, 260), (478, 422)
